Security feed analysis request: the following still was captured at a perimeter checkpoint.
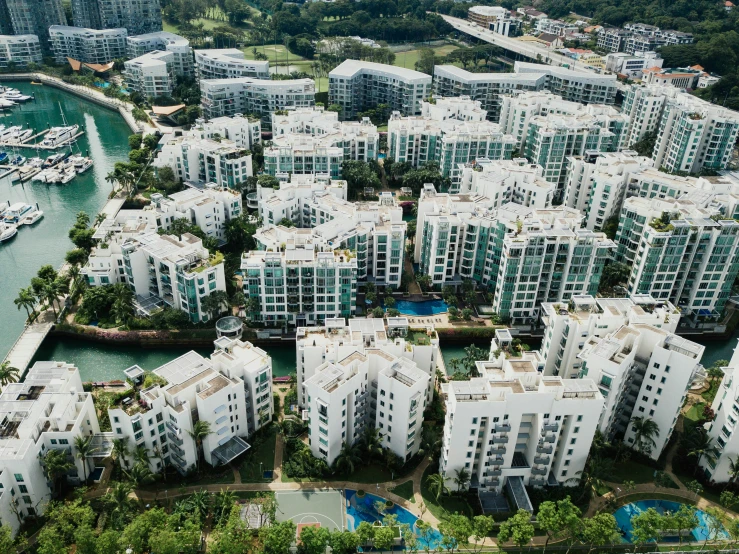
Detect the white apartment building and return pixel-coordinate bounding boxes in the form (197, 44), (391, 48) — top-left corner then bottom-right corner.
(467, 6), (518, 36)
(539, 294), (680, 379)
(563, 151), (653, 230)
(49, 25), (127, 64)
(200, 77), (315, 122)
(432, 65), (546, 121)
(127, 31), (193, 77)
(188, 114), (261, 150)
(605, 51), (663, 78)
(82, 231), (227, 323)
(328, 60), (432, 120)
(265, 109), (378, 178)
(387, 96), (516, 178)
(578, 321), (703, 459)
(154, 135), (253, 190)
(97, 0), (162, 36)
(299, 318), (435, 464)
(701, 344), (739, 481)
(0, 34), (41, 68)
(0, 361), (105, 536)
(109, 338), (272, 474)
(456, 158), (555, 206)
(147, 185), (242, 244)
(513, 62), (618, 105)
(123, 50), (175, 98)
(615, 196), (739, 319)
(536, 18), (579, 35)
(256, 173), (347, 222)
(440, 345), (604, 494)
(241, 248), (358, 327)
(195, 49), (270, 81)
(257, 185), (406, 287)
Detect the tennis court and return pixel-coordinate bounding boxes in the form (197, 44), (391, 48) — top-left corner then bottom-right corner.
(275, 489), (346, 532)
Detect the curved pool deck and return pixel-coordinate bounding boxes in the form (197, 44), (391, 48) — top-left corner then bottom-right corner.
(394, 299), (448, 316)
(345, 489), (443, 549)
(614, 499), (729, 543)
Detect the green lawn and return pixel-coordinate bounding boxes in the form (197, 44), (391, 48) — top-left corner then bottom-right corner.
(281, 462), (414, 484)
(610, 460), (658, 484)
(685, 402), (706, 424)
(392, 44), (460, 70)
(389, 480), (415, 503)
(242, 44), (307, 63)
(420, 465), (475, 520)
(239, 424), (277, 483)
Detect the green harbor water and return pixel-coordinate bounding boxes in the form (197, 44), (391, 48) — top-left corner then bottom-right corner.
(0, 82), (131, 358)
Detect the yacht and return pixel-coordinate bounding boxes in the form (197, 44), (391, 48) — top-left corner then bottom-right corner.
(10, 155), (26, 166)
(0, 99), (15, 110)
(59, 169), (76, 184)
(42, 170), (62, 184)
(3, 202), (33, 224)
(20, 210), (43, 225)
(27, 157), (43, 167)
(73, 156), (93, 173)
(10, 128), (32, 142)
(41, 152), (67, 168)
(41, 125), (78, 148)
(0, 126), (21, 140)
(3, 91), (32, 103)
(0, 223), (17, 242)
(0, 152), (7, 164)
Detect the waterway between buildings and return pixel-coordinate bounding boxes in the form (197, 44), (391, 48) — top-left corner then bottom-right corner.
(1, 82), (737, 382)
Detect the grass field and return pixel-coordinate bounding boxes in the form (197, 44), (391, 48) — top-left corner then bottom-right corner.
(389, 480), (415, 502)
(240, 425), (277, 483)
(243, 44), (308, 63)
(392, 44), (460, 70)
(610, 459), (658, 484)
(163, 5), (262, 34)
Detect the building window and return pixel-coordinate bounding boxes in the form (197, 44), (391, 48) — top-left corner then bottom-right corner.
(13, 474), (23, 483)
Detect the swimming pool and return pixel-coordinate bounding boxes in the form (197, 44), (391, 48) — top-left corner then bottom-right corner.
(613, 499), (728, 543)
(394, 299), (448, 316)
(345, 489), (443, 550)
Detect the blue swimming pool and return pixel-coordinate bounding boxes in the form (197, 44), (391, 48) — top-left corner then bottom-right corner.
(394, 299), (448, 316)
(614, 499), (728, 543)
(345, 489), (443, 550)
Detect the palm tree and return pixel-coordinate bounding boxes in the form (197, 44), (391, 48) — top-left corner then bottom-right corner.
(134, 444), (150, 467)
(14, 287), (37, 320)
(726, 456), (739, 490)
(111, 284), (135, 325)
(334, 441), (363, 475)
(42, 281), (61, 318)
(44, 448), (73, 496)
(685, 428), (719, 475)
(124, 462), (156, 488)
(190, 489), (212, 521)
(74, 435), (96, 484)
(104, 481), (132, 529)
(630, 417), (660, 455)
(425, 473), (450, 501)
(112, 437), (130, 471)
(214, 488), (237, 525)
(189, 420), (212, 471)
(66, 265), (83, 296)
(454, 467), (471, 492)
(359, 426), (383, 461)
(571, 455), (614, 501)
(0, 362), (20, 387)
(95, 213), (107, 226)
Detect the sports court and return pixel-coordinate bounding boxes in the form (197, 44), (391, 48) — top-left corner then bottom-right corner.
(275, 489), (346, 532)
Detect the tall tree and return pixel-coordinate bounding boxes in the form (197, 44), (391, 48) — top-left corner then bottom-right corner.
(0, 361), (20, 387)
(425, 472), (449, 501)
(189, 420), (212, 471)
(498, 509), (535, 548)
(630, 417), (660, 455)
(74, 435), (95, 484)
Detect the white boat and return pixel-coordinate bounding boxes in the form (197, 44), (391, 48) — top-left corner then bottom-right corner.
(3, 92), (32, 103)
(41, 153), (66, 168)
(41, 125), (78, 148)
(10, 129), (32, 142)
(27, 157), (43, 167)
(43, 170), (62, 184)
(74, 157), (93, 173)
(0, 99), (15, 109)
(3, 202), (33, 224)
(20, 210), (43, 225)
(0, 126), (21, 140)
(0, 224), (17, 242)
(9, 155), (26, 166)
(59, 169), (76, 184)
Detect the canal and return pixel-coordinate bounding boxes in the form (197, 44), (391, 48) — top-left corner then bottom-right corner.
(0, 82), (131, 358)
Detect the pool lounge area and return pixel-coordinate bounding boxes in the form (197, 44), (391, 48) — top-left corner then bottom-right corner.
(614, 499), (729, 543)
(345, 489), (443, 550)
(393, 299), (448, 316)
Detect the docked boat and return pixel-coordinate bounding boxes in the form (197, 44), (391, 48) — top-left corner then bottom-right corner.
(42, 170), (61, 184)
(0, 99), (15, 110)
(0, 126), (21, 140)
(0, 223), (17, 242)
(10, 155), (26, 166)
(20, 210), (43, 225)
(41, 152), (67, 168)
(0, 152), (7, 164)
(10, 129), (32, 142)
(3, 203), (33, 224)
(3, 91), (32, 103)
(59, 169), (76, 184)
(72, 156), (93, 173)
(27, 157), (43, 167)
(41, 125), (79, 148)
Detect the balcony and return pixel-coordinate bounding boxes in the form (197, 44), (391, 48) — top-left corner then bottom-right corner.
(489, 457), (504, 466)
(493, 435), (509, 444)
(534, 456), (551, 465)
(490, 445), (506, 455)
(530, 477), (546, 487)
(487, 468), (502, 476)
(543, 422), (559, 432)
(166, 421), (180, 435)
(537, 445), (553, 454)
(543, 434), (556, 443)
(532, 467), (547, 476)
(168, 432), (183, 446)
(495, 423), (511, 433)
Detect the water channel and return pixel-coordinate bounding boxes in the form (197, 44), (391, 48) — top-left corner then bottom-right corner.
(1, 83), (736, 382)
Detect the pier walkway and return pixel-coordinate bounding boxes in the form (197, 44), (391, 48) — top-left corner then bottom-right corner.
(2, 322), (53, 372)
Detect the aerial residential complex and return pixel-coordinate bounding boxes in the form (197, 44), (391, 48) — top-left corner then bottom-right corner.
(256, 178), (406, 288)
(200, 77), (316, 122)
(0, 34), (41, 67)
(109, 338), (273, 474)
(455, 158), (556, 205)
(126, 31), (193, 77)
(328, 60), (433, 121)
(298, 318), (436, 463)
(3, 0), (67, 47)
(387, 96), (516, 178)
(188, 114), (262, 151)
(82, 231), (227, 322)
(49, 25), (127, 64)
(195, 49), (270, 80)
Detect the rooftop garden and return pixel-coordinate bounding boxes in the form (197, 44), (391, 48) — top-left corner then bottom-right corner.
(649, 211), (676, 232)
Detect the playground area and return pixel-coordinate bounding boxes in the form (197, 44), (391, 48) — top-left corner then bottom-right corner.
(275, 489), (346, 532)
